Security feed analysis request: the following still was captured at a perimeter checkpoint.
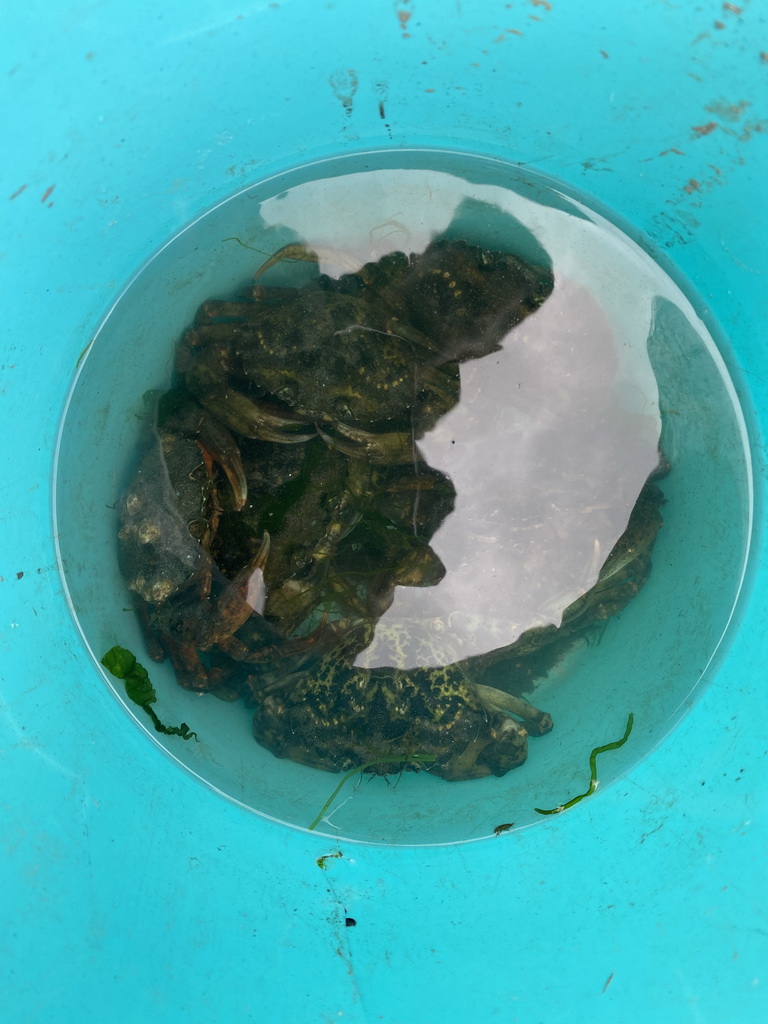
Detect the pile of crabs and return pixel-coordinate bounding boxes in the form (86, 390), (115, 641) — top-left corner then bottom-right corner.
(117, 238), (665, 781)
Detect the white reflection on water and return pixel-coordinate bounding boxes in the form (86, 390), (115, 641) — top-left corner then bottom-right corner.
(366, 275), (661, 668)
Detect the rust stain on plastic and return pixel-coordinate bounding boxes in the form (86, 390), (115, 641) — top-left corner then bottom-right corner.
(692, 121), (718, 137)
(396, 2), (412, 39)
(642, 148), (686, 162)
(705, 98), (749, 122)
(495, 29), (523, 41)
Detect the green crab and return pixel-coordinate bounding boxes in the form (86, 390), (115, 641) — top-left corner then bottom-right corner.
(178, 238), (554, 468)
(242, 475), (665, 780)
(251, 620), (554, 781)
(117, 233), (665, 781)
(117, 389), (302, 691)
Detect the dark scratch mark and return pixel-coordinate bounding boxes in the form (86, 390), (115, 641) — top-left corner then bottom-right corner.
(640, 822), (664, 843)
(9, 184), (27, 200)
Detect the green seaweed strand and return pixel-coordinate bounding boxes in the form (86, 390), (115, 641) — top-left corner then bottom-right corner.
(534, 712), (634, 815)
(308, 754), (437, 831)
(101, 645), (198, 741)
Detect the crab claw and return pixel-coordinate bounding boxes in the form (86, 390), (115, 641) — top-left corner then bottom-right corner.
(317, 421), (417, 465)
(185, 363), (317, 446)
(195, 414), (248, 511)
(206, 531), (272, 644)
(157, 389), (248, 510)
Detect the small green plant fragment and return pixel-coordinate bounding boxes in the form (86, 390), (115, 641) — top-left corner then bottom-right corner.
(101, 645), (198, 741)
(75, 339), (93, 369)
(316, 851), (344, 869)
(534, 712), (634, 815)
(308, 754), (437, 831)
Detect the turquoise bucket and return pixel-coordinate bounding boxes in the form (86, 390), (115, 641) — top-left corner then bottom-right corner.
(3, 2), (766, 1020)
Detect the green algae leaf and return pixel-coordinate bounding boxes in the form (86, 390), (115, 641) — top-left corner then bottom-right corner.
(101, 645), (198, 741)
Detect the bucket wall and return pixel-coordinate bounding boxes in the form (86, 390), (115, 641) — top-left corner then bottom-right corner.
(2, 2), (767, 1022)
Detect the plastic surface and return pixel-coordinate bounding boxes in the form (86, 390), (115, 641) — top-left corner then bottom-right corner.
(2, 1), (767, 1020)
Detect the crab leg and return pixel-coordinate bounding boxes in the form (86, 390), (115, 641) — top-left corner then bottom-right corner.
(219, 613), (330, 666)
(474, 683), (554, 737)
(253, 243), (362, 281)
(157, 389), (249, 511)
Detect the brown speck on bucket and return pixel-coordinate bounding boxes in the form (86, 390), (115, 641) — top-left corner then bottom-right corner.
(692, 121), (718, 137)
(396, 2), (412, 38)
